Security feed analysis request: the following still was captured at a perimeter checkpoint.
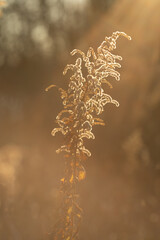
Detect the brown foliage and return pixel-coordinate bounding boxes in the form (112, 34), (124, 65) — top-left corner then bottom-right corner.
(47, 31), (131, 240)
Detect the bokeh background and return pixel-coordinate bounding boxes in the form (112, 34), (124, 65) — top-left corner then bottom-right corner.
(0, 0), (160, 239)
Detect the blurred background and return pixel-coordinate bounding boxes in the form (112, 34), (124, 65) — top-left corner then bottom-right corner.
(0, 0), (160, 239)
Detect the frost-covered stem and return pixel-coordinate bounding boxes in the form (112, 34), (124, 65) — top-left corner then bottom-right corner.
(71, 118), (82, 239)
(49, 31), (131, 240)
(71, 153), (76, 239)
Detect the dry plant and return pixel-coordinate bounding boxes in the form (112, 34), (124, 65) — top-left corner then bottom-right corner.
(46, 31), (131, 240)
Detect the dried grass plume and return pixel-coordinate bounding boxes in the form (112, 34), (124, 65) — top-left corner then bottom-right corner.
(47, 31), (131, 240)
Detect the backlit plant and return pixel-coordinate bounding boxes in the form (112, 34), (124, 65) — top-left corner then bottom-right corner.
(46, 31), (131, 240)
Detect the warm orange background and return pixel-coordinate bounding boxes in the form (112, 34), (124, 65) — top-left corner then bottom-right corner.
(0, 0), (160, 239)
